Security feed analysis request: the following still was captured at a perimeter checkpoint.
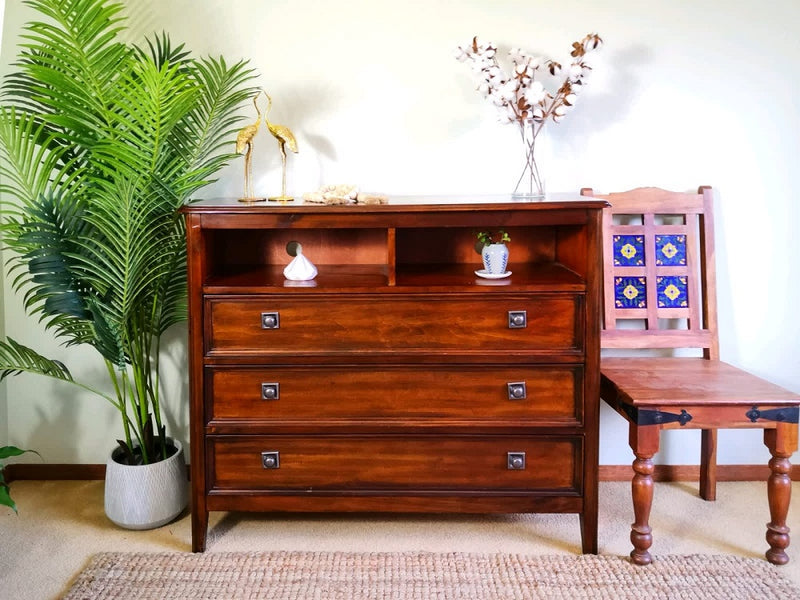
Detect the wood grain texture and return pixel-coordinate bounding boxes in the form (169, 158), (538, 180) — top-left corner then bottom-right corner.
(601, 357), (800, 408)
(8, 462), (799, 483)
(181, 198), (606, 553)
(207, 365), (583, 425)
(209, 435), (581, 491)
(206, 294), (582, 355)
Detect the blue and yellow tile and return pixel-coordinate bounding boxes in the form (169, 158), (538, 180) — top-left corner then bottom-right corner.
(613, 235), (645, 266)
(657, 275), (688, 308)
(615, 276), (647, 308)
(656, 235), (686, 266)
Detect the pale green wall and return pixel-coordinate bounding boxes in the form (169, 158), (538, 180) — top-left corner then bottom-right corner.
(1, 0), (798, 465)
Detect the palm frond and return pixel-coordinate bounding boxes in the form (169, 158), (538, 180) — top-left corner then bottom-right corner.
(15, 191), (91, 319)
(0, 0), (259, 463)
(140, 31), (191, 69)
(169, 56), (258, 198)
(0, 338), (73, 381)
(0, 107), (76, 211)
(7, 0), (132, 146)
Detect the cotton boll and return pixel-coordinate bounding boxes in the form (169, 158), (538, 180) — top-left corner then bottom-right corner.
(454, 47), (470, 62)
(491, 92), (506, 107)
(501, 79), (519, 97)
(583, 33), (603, 51)
(524, 81), (546, 105)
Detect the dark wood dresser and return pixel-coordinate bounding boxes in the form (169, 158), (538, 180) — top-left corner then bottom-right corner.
(181, 196), (605, 552)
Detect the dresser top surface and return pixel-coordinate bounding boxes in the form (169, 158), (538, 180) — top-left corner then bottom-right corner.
(181, 194), (608, 214)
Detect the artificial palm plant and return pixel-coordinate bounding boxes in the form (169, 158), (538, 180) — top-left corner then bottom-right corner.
(0, 0), (257, 464)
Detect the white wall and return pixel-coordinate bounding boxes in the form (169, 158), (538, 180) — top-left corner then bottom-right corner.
(0, 0), (6, 449)
(1, 0), (798, 465)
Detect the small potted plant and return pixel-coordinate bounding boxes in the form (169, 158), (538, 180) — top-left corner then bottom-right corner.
(1, 446), (39, 514)
(475, 230), (511, 276)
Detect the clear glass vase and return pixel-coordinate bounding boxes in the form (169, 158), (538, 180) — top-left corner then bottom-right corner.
(512, 123), (546, 200)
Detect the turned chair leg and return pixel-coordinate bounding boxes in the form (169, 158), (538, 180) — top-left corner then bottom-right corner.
(764, 425), (797, 565)
(700, 428), (718, 501)
(629, 425), (660, 565)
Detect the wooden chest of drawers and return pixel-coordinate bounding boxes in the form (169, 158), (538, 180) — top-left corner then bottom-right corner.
(182, 196), (605, 552)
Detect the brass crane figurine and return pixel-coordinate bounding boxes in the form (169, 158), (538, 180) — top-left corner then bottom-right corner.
(235, 90), (266, 202)
(263, 91), (298, 202)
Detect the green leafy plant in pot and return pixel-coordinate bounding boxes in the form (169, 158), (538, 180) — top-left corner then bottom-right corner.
(475, 230), (511, 275)
(1, 446), (39, 513)
(0, 0), (257, 527)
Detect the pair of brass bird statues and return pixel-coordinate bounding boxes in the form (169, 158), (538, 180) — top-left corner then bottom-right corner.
(236, 90), (298, 202)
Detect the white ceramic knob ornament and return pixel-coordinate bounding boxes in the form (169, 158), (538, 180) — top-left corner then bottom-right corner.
(283, 241), (318, 281)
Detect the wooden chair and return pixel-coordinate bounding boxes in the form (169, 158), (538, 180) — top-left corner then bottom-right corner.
(581, 186), (800, 565)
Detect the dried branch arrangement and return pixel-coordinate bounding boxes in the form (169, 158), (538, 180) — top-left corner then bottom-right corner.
(456, 33), (603, 196)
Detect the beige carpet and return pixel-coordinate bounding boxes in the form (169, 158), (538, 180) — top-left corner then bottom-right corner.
(4, 480), (800, 599)
(63, 551), (800, 599)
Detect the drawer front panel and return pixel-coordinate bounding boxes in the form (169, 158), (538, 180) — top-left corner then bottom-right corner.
(210, 435), (582, 492)
(208, 366), (583, 424)
(206, 294), (583, 354)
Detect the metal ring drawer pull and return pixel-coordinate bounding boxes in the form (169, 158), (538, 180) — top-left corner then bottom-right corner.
(508, 310), (527, 329)
(261, 451), (280, 469)
(507, 452), (526, 470)
(261, 383), (280, 400)
(261, 312), (280, 329)
(507, 382), (527, 400)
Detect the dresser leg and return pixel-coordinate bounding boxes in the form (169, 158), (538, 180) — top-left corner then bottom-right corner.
(580, 510), (598, 554)
(764, 425), (797, 565)
(192, 504), (209, 552)
(629, 425), (660, 566)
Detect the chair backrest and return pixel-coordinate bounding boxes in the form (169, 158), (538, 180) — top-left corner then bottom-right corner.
(580, 186), (719, 359)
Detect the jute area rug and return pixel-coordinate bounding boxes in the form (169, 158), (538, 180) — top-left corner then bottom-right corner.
(63, 551), (800, 600)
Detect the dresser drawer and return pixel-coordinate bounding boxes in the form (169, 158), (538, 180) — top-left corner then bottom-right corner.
(208, 365), (583, 425)
(205, 294), (583, 355)
(209, 435), (582, 492)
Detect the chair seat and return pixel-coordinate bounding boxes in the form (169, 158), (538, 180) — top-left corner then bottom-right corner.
(602, 357), (800, 408)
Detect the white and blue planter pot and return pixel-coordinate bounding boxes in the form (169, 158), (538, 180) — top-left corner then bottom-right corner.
(481, 243), (509, 275)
